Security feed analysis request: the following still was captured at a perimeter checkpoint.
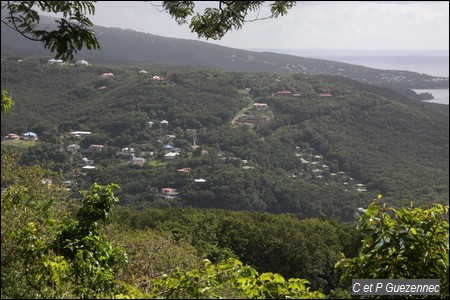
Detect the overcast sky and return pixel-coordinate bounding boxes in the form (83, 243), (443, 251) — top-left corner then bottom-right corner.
(85, 1), (449, 51)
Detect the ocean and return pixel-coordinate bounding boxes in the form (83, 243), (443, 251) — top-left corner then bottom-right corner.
(249, 49), (449, 105)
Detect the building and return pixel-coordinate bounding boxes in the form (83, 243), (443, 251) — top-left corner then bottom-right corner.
(160, 188), (178, 198)
(22, 132), (38, 140)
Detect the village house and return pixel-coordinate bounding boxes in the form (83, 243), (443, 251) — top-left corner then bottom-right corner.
(74, 60), (89, 66)
(121, 147), (135, 155)
(165, 152), (180, 160)
(101, 73), (115, 78)
(128, 156), (146, 166)
(319, 93), (332, 98)
(89, 144), (104, 151)
(70, 131), (92, 138)
(160, 188), (178, 198)
(6, 133), (20, 140)
(275, 90), (293, 96)
(22, 132), (38, 140)
(67, 144), (81, 153)
(253, 103), (268, 110)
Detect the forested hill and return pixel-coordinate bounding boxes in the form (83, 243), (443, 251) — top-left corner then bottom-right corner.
(1, 58), (448, 221)
(1, 16), (448, 94)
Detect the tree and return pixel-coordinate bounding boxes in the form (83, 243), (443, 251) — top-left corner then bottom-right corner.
(162, 1), (297, 40)
(1, 90), (14, 113)
(335, 199), (449, 299)
(1, 1), (297, 113)
(1, 1), (100, 61)
(1, 150), (137, 298)
(1, 1), (298, 61)
(148, 257), (325, 299)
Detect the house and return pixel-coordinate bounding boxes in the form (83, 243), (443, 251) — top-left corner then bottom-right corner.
(160, 120), (169, 126)
(82, 158), (94, 165)
(89, 144), (104, 151)
(67, 144), (81, 153)
(6, 133), (20, 140)
(121, 147), (135, 155)
(150, 75), (165, 81)
(177, 167), (192, 173)
(164, 152), (179, 160)
(75, 60), (89, 66)
(275, 90), (293, 96)
(101, 73), (115, 78)
(70, 131), (92, 138)
(139, 70), (148, 74)
(319, 93), (332, 98)
(253, 103), (268, 110)
(81, 166), (96, 171)
(41, 178), (52, 185)
(22, 132), (38, 140)
(128, 156), (146, 166)
(160, 188), (178, 198)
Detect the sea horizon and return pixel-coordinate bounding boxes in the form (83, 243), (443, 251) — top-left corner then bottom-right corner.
(247, 49), (449, 78)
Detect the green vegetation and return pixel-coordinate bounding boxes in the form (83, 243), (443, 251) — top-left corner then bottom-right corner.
(2, 2), (448, 298)
(2, 151), (448, 298)
(1, 58), (448, 221)
(336, 199), (449, 298)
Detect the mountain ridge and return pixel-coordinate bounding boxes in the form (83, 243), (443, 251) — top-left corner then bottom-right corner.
(1, 15), (448, 95)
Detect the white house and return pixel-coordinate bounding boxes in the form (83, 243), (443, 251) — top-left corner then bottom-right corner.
(75, 60), (89, 66)
(67, 144), (81, 153)
(164, 152), (179, 160)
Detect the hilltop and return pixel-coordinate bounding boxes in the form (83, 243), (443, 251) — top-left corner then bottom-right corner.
(1, 15), (448, 97)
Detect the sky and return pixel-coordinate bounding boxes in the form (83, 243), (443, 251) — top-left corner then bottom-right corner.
(84, 1), (449, 51)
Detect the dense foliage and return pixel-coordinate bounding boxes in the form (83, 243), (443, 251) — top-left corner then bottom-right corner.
(336, 199), (449, 299)
(2, 151), (448, 298)
(1, 58), (448, 222)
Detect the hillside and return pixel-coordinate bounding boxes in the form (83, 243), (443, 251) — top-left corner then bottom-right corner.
(1, 58), (448, 221)
(1, 16), (448, 96)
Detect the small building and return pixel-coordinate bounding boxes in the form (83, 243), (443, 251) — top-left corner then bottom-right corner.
(48, 59), (64, 65)
(23, 132), (38, 140)
(121, 147), (135, 155)
(194, 178), (206, 183)
(186, 129), (197, 134)
(150, 75), (166, 81)
(160, 188), (178, 198)
(101, 73), (115, 78)
(70, 131), (92, 138)
(75, 60), (89, 66)
(253, 103), (268, 109)
(177, 167), (192, 173)
(89, 144), (104, 151)
(67, 144), (81, 153)
(275, 90), (293, 96)
(81, 166), (96, 171)
(160, 120), (169, 126)
(319, 93), (332, 98)
(128, 156), (146, 166)
(97, 86), (108, 91)
(139, 70), (148, 74)
(6, 133), (20, 140)
(164, 152), (179, 160)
